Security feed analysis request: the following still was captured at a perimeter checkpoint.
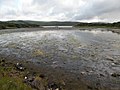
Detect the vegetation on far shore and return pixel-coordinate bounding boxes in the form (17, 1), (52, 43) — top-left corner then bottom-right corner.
(74, 22), (120, 29)
(0, 20), (120, 31)
(0, 20), (120, 30)
(0, 21), (40, 30)
(0, 20), (79, 30)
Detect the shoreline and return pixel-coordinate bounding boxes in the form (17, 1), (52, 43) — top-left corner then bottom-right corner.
(0, 56), (87, 90)
(0, 27), (120, 34)
(0, 28), (119, 90)
(1, 53), (120, 90)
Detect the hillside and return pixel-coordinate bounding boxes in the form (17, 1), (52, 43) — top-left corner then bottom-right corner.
(0, 20), (120, 30)
(75, 22), (120, 28)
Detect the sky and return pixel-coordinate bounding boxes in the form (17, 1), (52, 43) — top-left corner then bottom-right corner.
(0, 0), (120, 22)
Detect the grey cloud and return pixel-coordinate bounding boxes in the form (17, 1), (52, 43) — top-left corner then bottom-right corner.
(73, 0), (120, 21)
(0, 0), (120, 22)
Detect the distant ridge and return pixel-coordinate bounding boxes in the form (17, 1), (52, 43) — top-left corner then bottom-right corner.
(7, 20), (80, 26)
(0, 20), (120, 29)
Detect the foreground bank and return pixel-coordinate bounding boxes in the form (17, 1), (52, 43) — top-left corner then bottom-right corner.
(0, 57), (66, 90)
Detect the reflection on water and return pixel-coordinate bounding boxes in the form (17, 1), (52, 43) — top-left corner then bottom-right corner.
(0, 30), (120, 59)
(0, 29), (120, 89)
(43, 26), (73, 28)
(0, 29), (120, 74)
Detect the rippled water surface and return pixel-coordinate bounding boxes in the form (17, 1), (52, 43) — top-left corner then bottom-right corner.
(0, 29), (120, 74)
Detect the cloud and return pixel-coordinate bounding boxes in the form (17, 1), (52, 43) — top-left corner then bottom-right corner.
(0, 0), (120, 22)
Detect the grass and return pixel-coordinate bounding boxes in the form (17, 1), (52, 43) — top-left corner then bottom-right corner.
(0, 77), (32, 90)
(0, 60), (32, 90)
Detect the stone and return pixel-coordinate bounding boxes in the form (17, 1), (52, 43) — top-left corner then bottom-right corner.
(111, 73), (120, 77)
(39, 74), (46, 79)
(47, 82), (61, 90)
(81, 72), (86, 75)
(0, 59), (5, 63)
(31, 77), (45, 90)
(106, 56), (114, 61)
(15, 63), (25, 71)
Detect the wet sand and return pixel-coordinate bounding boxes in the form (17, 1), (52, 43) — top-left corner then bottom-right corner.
(0, 28), (120, 90)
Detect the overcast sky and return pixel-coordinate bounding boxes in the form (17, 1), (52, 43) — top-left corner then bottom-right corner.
(0, 0), (120, 22)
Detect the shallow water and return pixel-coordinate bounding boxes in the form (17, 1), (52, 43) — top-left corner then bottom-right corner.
(0, 28), (120, 89)
(0, 29), (120, 74)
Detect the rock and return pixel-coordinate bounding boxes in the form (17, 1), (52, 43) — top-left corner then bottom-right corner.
(24, 75), (46, 90)
(111, 63), (116, 66)
(113, 62), (119, 65)
(106, 56), (114, 61)
(1, 72), (5, 77)
(87, 86), (93, 90)
(1, 63), (5, 66)
(28, 76), (35, 82)
(99, 73), (105, 77)
(47, 82), (61, 90)
(89, 70), (93, 73)
(81, 72), (86, 75)
(111, 73), (120, 77)
(0, 59), (5, 63)
(24, 75), (35, 83)
(0, 59), (6, 66)
(39, 74), (46, 79)
(61, 81), (65, 86)
(31, 77), (45, 90)
(31, 72), (37, 76)
(91, 54), (95, 57)
(15, 63), (25, 71)
(24, 76), (28, 80)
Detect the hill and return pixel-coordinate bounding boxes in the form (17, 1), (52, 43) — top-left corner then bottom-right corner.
(0, 20), (120, 30)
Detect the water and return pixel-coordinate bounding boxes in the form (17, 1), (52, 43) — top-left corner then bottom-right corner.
(43, 26), (73, 28)
(0, 29), (120, 75)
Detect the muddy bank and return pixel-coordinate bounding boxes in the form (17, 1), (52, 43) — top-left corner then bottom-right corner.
(1, 52), (120, 90)
(0, 56), (88, 90)
(2, 55), (120, 90)
(0, 28), (120, 90)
